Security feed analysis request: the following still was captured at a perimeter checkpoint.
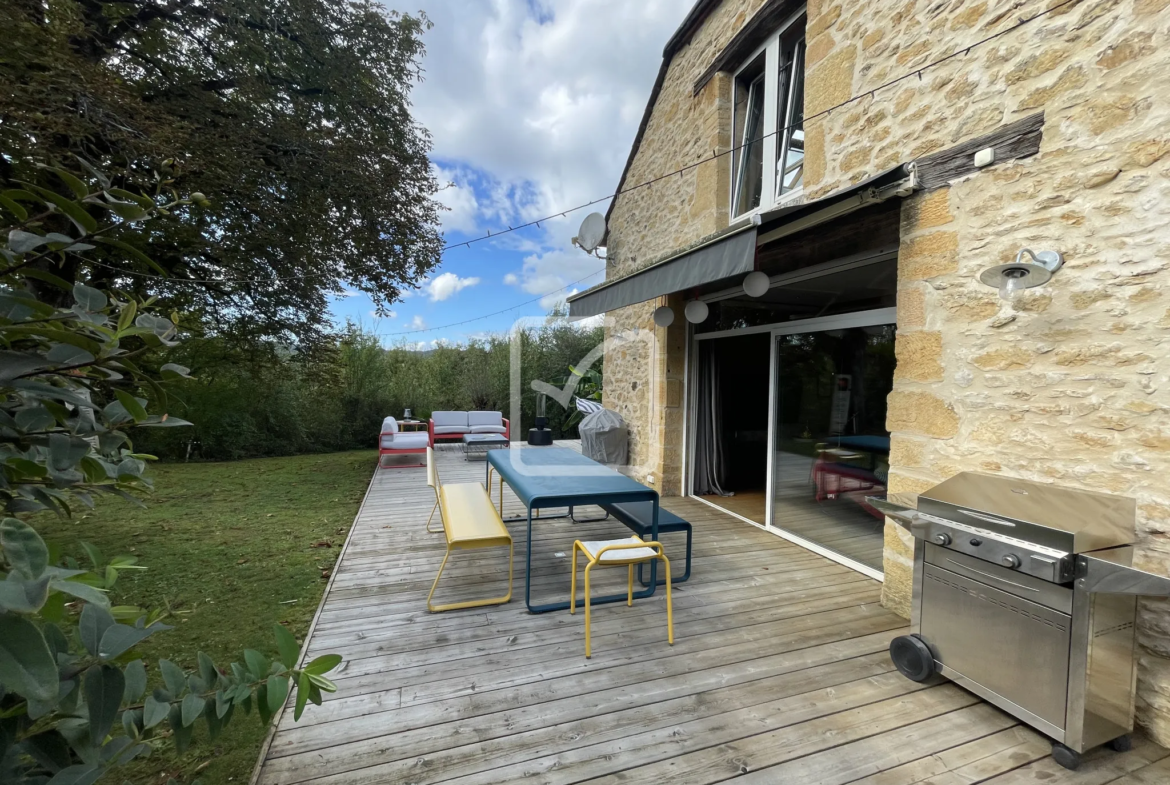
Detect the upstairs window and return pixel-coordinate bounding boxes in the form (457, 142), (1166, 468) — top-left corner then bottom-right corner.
(730, 11), (807, 219)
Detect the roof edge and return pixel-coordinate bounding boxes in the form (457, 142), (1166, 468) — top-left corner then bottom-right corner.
(602, 0), (724, 241)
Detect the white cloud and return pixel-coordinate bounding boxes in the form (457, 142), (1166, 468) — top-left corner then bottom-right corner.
(405, 1), (689, 286)
(503, 272), (519, 285)
(432, 164), (480, 234)
(425, 271), (481, 302)
(369, 309), (397, 320)
(505, 247), (606, 309)
(409, 315), (426, 329)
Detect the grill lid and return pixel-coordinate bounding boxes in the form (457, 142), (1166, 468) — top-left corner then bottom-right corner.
(916, 472), (1135, 554)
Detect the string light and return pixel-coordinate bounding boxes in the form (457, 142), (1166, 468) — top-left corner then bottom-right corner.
(39, 0), (1079, 339)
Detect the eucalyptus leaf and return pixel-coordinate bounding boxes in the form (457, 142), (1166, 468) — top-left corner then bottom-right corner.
(72, 283), (108, 312)
(99, 622), (168, 660)
(267, 674), (290, 714)
(0, 574), (51, 612)
(274, 623), (299, 669)
(79, 603), (115, 657)
(142, 694), (169, 729)
(51, 579), (111, 607)
(0, 614), (58, 702)
(83, 664), (124, 744)
(123, 659), (147, 702)
(159, 658), (187, 696)
(1, 517), (50, 579)
(181, 693), (205, 727)
(46, 343), (96, 367)
(8, 229), (49, 254)
(168, 705), (193, 753)
(45, 764), (103, 785)
(244, 649), (268, 680)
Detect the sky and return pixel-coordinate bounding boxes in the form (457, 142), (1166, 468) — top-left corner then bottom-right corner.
(327, 0), (695, 347)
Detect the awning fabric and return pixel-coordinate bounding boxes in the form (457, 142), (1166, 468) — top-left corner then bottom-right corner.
(568, 226), (757, 318)
(567, 163), (915, 319)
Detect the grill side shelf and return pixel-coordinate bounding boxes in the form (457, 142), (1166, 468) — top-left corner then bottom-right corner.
(1078, 546), (1170, 596)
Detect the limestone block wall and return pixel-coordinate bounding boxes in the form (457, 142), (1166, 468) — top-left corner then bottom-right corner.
(604, 0), (772, 490)
(604, 0), (1170, 741)
(801, 0), (1170, 742)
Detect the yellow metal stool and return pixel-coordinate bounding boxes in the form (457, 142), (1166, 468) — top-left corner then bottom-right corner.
(570, 536), (673, 658)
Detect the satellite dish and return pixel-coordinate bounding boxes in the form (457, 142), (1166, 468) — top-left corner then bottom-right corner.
(573, 212), (606, 253)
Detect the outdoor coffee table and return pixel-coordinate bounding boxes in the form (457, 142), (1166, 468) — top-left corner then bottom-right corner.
(462, 433), (509, 461)
(486, 447), (660, 613)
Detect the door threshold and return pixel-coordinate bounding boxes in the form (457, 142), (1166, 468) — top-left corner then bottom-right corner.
(688, 494), (885, 582)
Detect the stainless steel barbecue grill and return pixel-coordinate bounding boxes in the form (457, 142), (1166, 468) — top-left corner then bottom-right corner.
(871, 472), (1170, 771)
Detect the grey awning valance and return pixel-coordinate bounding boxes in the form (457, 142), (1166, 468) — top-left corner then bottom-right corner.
(568, 163), (917, 319)
(568, 225), (757, 318)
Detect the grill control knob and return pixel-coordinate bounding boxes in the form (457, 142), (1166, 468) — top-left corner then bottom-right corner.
(1002, 554), (1021, 569)
(932, 533), (951, 546)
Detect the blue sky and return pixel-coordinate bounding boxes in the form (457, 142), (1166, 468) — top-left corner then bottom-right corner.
(327, 0), (694, 347)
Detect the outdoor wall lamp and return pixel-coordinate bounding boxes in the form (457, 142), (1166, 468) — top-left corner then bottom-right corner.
(979, 248), (1064, 301)
(653, 305), (675, 327)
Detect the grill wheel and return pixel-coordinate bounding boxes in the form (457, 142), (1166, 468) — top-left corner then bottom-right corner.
(889, 634), (935, 683)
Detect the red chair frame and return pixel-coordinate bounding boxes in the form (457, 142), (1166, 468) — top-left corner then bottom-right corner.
(378, 428), (426, 469)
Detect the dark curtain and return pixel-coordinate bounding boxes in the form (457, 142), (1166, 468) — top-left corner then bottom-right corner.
(693, 342), (732, 496)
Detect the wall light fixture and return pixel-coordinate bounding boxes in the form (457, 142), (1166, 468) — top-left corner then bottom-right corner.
(979, 248), (1064, 301)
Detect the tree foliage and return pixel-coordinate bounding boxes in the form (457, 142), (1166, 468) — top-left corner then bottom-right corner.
(0, 164), (340, 783)
(134, 318), (607, 461)
(1, 0), (443, 341)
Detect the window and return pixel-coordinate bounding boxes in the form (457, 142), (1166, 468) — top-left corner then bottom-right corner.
(730, 11), (806, 218)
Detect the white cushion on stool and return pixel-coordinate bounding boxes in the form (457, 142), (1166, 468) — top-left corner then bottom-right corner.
(579, 537), (658, 562)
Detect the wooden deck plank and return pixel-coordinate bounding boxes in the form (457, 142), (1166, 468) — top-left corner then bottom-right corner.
(252, 442), (1167, 785)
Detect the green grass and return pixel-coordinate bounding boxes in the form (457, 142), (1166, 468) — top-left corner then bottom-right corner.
(33, 450), (376, 784)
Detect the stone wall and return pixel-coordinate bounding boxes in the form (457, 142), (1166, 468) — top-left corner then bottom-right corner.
(803, 0), (1170, 743)
(604, 0), (771, 491)
(604, 0), (1170, 742)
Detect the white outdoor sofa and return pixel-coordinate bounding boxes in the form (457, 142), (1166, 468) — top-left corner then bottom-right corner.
(428, 411), (510, 447)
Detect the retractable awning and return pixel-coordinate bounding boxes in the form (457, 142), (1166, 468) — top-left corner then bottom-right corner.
(567, 163), (916, 319)
(567, 223), (758, 318)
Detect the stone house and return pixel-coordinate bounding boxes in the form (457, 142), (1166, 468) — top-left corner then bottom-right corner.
(567, 0), (1170, 747)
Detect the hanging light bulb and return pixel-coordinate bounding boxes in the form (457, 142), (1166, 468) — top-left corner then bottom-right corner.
(742, 270), (770, 298)
(684, 300), (709, 323)
(998, 268), (1028, 301)
(652, 305), (675, 327)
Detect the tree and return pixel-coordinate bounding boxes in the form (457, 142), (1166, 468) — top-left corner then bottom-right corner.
(1, 0), (443, 342)
(0, 164), (340, 782)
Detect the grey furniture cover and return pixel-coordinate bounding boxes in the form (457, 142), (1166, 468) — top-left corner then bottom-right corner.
(579, 408), (628, 466)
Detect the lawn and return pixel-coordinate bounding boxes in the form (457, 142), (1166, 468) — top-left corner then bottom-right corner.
(33, 450), (376, 784)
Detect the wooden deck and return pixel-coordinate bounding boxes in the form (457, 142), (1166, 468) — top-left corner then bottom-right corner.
(253, 442), (1169, 785)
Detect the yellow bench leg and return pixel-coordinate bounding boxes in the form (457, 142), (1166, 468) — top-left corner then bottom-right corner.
(569, 542), (579, 616)
(427, 542), (514, 613)
(627, 564), (634, 606)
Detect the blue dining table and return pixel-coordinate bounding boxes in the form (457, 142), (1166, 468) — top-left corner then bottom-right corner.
(485, 447), (660, 613)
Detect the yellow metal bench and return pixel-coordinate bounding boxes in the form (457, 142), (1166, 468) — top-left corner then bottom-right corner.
(426, 447), (513, 613)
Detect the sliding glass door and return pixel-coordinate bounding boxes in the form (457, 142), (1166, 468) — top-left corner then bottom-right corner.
(768, 318), (896, 573)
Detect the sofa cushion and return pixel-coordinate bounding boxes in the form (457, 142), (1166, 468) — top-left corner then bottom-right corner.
(467, 411), (503, 428)
(383, 432), (427, 450)
(431, 411), (468, 428)
(433, 425), (470, 435)
(381, 416), (398, 434)
(469, 424), (507, 434)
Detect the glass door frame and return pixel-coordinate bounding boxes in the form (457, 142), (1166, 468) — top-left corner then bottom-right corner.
(685, 306), (895, 582)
